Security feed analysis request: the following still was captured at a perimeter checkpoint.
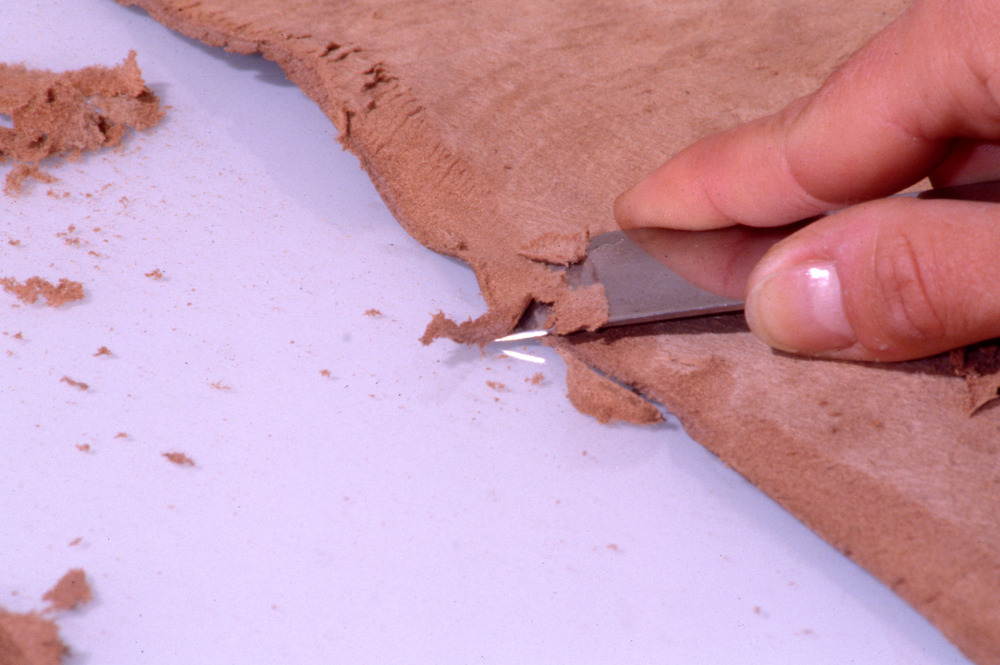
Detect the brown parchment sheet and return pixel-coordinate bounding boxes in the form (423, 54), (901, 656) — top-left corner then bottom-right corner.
(113, 1), (999, 662)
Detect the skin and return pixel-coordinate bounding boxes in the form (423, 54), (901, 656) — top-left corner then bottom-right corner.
(615, 0), (1000, 362)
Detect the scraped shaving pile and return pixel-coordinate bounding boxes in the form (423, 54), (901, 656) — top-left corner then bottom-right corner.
(0, 51), (163, 194)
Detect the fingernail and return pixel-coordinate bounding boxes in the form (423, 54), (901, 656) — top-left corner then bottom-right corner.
(745, 260), (857, 354)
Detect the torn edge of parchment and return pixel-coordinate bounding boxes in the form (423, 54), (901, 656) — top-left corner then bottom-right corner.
(950, 344), (1000, 415)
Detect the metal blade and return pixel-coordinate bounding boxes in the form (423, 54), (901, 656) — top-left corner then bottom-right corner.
(575, 231), (744, 326)
(496, 231), (743, 342)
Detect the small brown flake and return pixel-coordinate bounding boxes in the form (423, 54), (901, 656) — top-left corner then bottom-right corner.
(42, 569), (93, 611)
(60, 376), (89, 391)
(486, 380), (507, 391)
(527, 372), (545, 385)
(145, 268), (164, 279)
(163, 451), (195, 467)
(114, 432), (129, 439)
(68, 537), (82, 547)
(93, 346), (112, 357)
(319, 369), (331, 377)
(75, 444), (90, 452)
(363, 308), (383, 317)
(210, 380), (231, 391)
(7, 239), (20, 246)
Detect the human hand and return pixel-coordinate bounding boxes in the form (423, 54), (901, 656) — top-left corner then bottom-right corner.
(615, 0), (1000, 362)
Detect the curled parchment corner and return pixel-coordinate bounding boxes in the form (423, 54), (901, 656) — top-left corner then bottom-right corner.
(421, 245), (611, 345)
(556, 346), (662, 425)
(950, 345), (1000, 415)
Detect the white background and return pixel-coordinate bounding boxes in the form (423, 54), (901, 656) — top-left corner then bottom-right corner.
(0, 2), (970, 663)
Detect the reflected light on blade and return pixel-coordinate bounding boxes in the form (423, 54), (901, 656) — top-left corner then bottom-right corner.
(494, 330), (549, 343)
(501, 349), (546, 364)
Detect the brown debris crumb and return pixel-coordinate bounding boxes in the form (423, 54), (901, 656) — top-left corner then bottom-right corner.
(163, 451), (195, 467)
(93, 346), (112, 357)
(209, 380), (231, 391)
(1, 277), (83, 307)
(0, 51), (163, 195)
(0, 608), (67, 665)
(7, 239), (20, 246)
(67, 538), (82, 547)
(144, 268), (163, 279)
(59, 376), (88, 391)
(74, 444), (90, 452)
(42, 569), (92, 612)
(420, 309), (519, 347)
(55, 226), (83, 245)
(0, 571), (91, 663)
(114, 431), (129, 439)
(486, 380), (507, 391)
(527, 372), (545, 385)
(319, 369), (331, 377)
(363, 308), (383, 317)
(3, 164), (55, 195)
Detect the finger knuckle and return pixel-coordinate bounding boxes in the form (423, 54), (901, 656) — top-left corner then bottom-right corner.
(871, 231), (949, 344)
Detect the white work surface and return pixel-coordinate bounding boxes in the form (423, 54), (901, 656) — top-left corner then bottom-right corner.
(1, 3), (971, 664)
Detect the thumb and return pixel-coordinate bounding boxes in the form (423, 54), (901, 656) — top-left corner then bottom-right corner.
(745, 198), (1000, 361)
